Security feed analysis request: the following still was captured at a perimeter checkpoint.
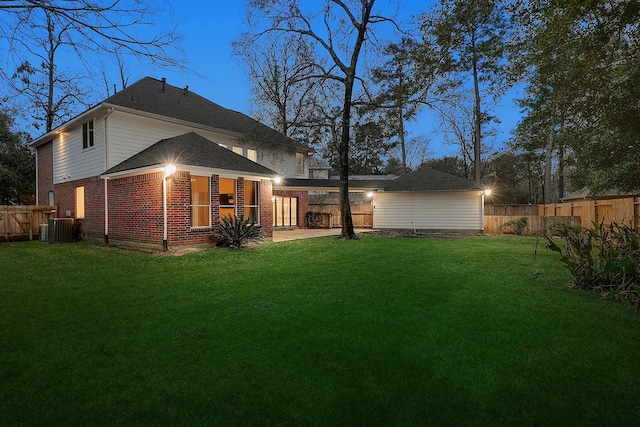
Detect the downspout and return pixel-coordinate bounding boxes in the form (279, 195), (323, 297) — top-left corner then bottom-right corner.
(103, 107), (115, 245)
(35, 149), (39, 205)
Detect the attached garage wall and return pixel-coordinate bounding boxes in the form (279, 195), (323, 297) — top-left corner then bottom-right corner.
(373, 191), (483, 231)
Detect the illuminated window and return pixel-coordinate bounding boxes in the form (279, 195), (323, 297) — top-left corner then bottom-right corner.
(75, 186), (85, 219)
(82, 120), (94, 149)
(244, 180), (259, 223)
(232, 146), (243, 156)
(190, 176), (210, 227)
(296, 152), (305, 174)
(219, 178), (236, 221)
(247, 149), (257, 162)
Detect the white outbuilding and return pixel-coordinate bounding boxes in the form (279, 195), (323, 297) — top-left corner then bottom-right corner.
(372, 166), (485, 233)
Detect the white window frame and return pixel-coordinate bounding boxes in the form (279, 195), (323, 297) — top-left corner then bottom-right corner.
(244, 180), (260, 224)
(75, 186), (85, 219)
(190, 176), (211, 228)
(82, 120), (94, 149)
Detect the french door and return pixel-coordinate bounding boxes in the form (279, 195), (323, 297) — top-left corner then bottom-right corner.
(273, 196), (298, 227)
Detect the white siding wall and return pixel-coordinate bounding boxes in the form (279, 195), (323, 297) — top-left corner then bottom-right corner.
(54, 116), (105, 184)
(373, 191), (483, 231)
(53, 109), (308, 182)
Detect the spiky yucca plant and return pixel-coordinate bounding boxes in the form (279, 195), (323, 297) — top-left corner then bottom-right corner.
(217, 214), (262, 248)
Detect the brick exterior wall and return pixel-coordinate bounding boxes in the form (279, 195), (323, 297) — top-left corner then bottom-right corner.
(36, 141), (54, 206)
(260, 179), (273, 237)
(54, 176), (104, 240)
(273, 189), (309, 228)
(103, 171), (273, 248)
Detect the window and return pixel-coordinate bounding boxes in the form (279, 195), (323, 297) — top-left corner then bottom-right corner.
(48, 191), (54, 206)
(82, 120), (94, 149)
(219, 178), (236, 220)
(190, 176), (210, 227)
(75, 186), (85, 219)
(247, 149), (258, 162)
(232, 146), (243, 156)
(244, 180), (259, 223)
(218, 143), (228, 149)
(296, 152), (305, 174)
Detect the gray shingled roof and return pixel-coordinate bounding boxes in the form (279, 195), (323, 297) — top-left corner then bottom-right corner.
(384, 166), (482, 192)
(104, 76), (312, 152)
(283, 178), (387, 190)
(282, 167), (481, 192)
(103, 132), (276, 176)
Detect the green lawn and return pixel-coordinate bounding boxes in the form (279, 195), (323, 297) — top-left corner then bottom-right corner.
(1, 236), (639, 426)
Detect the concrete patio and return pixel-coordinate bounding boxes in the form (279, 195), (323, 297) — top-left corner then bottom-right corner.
(272, 228), (373, 242)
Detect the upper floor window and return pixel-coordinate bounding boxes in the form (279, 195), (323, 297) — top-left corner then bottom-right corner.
(232, 146), (243, 156)
(247, 149), (258, 162)
(296, 152), (305, 174)
(82, 120), (94, 149)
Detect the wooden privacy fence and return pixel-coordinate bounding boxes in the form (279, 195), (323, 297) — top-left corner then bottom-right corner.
(307, 204), (373, 228)
(539, 197), (640, 229)
(0, 206), (57, 241)
(483, 215), (580, 236)
(484, 204), (539, 216)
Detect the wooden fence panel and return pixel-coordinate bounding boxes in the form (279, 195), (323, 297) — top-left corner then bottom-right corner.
(540, 197), (639, 229)
(485, 205), (539, 216)
(484, 215), (581, 235)
(0, 206), (57, 241)
(308, 204), (373, 228)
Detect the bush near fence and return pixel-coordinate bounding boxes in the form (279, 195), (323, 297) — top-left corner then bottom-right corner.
(484, 215), (580, 236)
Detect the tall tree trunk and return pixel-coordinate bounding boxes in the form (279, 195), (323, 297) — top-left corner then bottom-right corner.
(543, 125), (554, 204)
(557, 120), (565, 200)
(398, 105), (406, 174)
(46, 13), (56, 133)
(472, 58), (482, 184)
(339, 75), (356, 239)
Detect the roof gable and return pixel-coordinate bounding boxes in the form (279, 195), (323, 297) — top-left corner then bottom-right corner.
(103, 76), (311, 152)
(384, 166), (482, 192)
(103, 132), (276, 177)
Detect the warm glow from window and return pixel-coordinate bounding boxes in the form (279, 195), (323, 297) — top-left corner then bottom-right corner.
(219, 178), (236, 220)
(75, 186), (85, 219)
(190, 176), (210, 227)
(244, 180), (260, 223)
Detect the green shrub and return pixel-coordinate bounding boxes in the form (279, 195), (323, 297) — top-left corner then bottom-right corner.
(499, 217), (528, 235)
(545, 221), (640, 308)
(217, 214), (262, 249)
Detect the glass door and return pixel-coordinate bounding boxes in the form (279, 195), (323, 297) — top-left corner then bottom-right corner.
(273, 196), (298, 227)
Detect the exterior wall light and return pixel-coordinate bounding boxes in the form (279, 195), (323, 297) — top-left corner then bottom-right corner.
(366, 192), (374, 198)
(484, 189), (492, 196)
(164, 164), (176, 177)
(274, 176), (282, 184)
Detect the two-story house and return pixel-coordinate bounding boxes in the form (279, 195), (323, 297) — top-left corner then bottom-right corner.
(32, 76), (315, 249)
